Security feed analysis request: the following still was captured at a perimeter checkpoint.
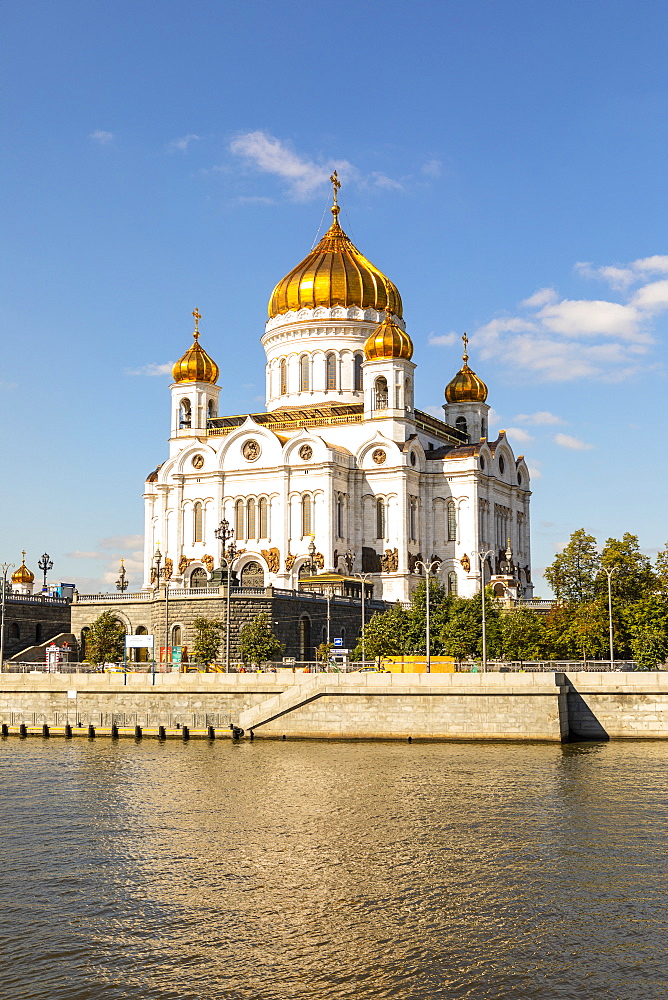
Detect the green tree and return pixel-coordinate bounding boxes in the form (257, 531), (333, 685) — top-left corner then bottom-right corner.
(500, 608), (546, 662)
(404, 579), (453, 654)
(562, 600), (610, 664)
(544, 528), (600, 603)
(599, 533), (656, 603)
(440, 590), (502, 662)
(85, 611), (126, 666)
(316, 641), (334, 664)
(654, 542), (668, 595)
(628, 624), (667, 671)
(192, 616), (224, 664)
(352, 604), (410, 661)
(238, 613), (283, 667)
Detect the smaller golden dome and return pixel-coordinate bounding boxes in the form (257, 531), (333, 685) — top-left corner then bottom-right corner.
(172, 309), (219, 385)
(364, 312), (413, 361)
(12, 552), (34, 585)
(445, 334), (488, 403)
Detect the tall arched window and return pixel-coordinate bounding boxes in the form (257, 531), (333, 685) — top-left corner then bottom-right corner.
(447, 501), (457, 542)
(354, 354), (363, 391)
(171, 625), (182, 647)
(374, 376), (388, 409)
(302, 495), (313, 536)
(376, 499), (386, 540)
(259, 497), (268, 538)
(247, 498), (257, 539)
(448, 571), (458, 596)
(207, 400), (216, 419)
(336, 495), (344, 538)
(405, 376), (413, 410)
(280, 358), (287, 395)
(9, 622), (20, 639)
(299, 355), (310, 392)
(235, 499), (245, 539)
(135, 625), (148, 663)
(409, 500), (417, 542)
(456, 416), (468, 437)
(179, 399), (191, 428)
(193, 502), (203, 543)
(299, 616), (311, 661)
(326, 352), (337, 390)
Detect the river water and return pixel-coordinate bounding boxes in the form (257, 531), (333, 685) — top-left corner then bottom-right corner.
(1, 738), (667, 1000)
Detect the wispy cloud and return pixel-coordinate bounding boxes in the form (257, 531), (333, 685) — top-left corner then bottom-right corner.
(126, 362), (173, 377)
(421, 159), (442, 178)
(503, 427), (534, 443)
(228, 131), (403, 201)
(90, 129), (113, 145)
(65, 551), (102, 560)
(428, 332), (458, 347)
(167, 133), (200, 152)
(554, 433), (593, 451)
(514, 411), (565, 426)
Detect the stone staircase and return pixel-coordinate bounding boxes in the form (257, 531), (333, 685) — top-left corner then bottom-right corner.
(238, 675), (325, 732)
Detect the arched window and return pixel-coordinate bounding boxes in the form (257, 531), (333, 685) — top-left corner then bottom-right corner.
(376, 499), (386, 540)
(171, 625), (182, 647)
(299, 355), (310, 392)
(135, 625), (148, 663)
(447, 501), (457, 542)
(247, 498), (257, 539)
(448, 571), (458, 596)
(9, 622), (19, 640)
(302, 495), (313, 536)
(336, 495), (344, 538)
(455, 416), (468, 437)
(207, 400), (216, 419)
(326, 353), (337, 390)
(481, 417), (487, 438)
(374, 376), (388, 409)
(280, 358), (287, 395)
(193, 502), (203, 543)
(241, 561), (265, 587)
(179, 399), (191, 428)
(409, 500), (417, 542)
(405, 376), (413, 410)
(35, 623), (42, 642)
(299, 616), (311, 661)
(353, 354), (363, 391)
(259, 497), (268, 538)
(190, 568), (207, 588)
(235, 499), (245, 539)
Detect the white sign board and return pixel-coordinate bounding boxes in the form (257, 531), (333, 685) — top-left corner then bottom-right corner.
(67, 690), (77, 699)
(125, 635), (155, 649)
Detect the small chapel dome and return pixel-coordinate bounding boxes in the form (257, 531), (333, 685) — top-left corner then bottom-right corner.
(268, 172), (403, 319)
(445, 334), (488, 403)
(172, 309), (220, 385)
(12, 553), (34, 585)
(364, 312), (413, 361)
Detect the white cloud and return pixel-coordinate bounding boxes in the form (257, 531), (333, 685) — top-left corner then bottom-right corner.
(99, 535), (143, 550)
(90, 130), (113, 145)
(521, 287), (558, 308)
(168, 133), (200, 152)
(428, 332), (458, 346)
(423, 404), (446, 419)
(514, 411), (565, 425)
(65, 551), (102, 560)
(631, 278), (668, 313)
(504, 427), (535, 443)
(421, 159), (442, 178)
(126, 362), (173, 377)
(228, 131), (401, 201)
(527, 463), (542, 479)
(554, 433), (593, 451)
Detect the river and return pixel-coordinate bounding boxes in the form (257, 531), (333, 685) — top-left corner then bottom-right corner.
(1, 738), (666, 999)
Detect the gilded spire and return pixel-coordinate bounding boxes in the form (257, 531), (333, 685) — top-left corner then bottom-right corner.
(462, 332), (469, 366)
(172, 310), (220, 384)
(192, 307), (201, 340)
(445, 333), (488, 404)
(12, 551), (34, 585)
(329, 170), (341, 218)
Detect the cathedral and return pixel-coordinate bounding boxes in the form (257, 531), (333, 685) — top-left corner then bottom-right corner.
(143, 176), (533, 603)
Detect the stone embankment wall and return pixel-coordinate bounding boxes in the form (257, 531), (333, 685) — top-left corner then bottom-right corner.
(2, 671), (668, 741)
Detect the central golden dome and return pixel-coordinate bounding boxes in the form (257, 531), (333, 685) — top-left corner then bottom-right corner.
(268, 174), (402, 319)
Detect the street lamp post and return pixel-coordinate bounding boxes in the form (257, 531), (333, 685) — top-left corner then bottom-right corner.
(415, 559), (441, 673)
(307, 538), (317, 576)
(116, 559), (128, 593)
(0, 562), (15, 673)
(354, 567), (373, 666)
(38, 552), (53, 593)
(214, 520), (236, 672)
(601, 565), (618, 670)
(152, 545), (170, 671)
(472, 549), (495, 672)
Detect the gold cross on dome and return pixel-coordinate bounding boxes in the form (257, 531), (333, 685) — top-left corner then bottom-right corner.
(462, 332), (469, 363)
(21, 550), (26, 562)
(192, 308), (201, 337)
(330, 170), (341, 210)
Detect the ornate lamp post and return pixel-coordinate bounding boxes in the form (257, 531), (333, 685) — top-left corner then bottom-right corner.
(38, 552), (53, 592)
(354, 569), (374, 666)
(214, 519), (237, 672)
(0, 561), (15, 673)
(152, 545), (171, 670)
(472, 549), (495, 672)
(601, 565), (618, 670)
(116, 559), (128, 593)
(415, 559), (442, 673)
(307, 537), (317, 576)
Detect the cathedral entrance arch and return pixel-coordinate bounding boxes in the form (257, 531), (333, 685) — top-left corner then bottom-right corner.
(240, 561), (264, 587)
(189, 567), (207, 588)
(299, 615), (311, 661)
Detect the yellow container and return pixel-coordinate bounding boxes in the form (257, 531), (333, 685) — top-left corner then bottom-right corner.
(380, 655), (456, 674)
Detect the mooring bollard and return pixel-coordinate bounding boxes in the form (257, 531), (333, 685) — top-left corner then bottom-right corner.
(207, 725), (215, 739)
(249, 729), (254, 741)
(111, 723), (119, 738)
(134, 725), (142, 739)
(42, 724), (50, 738)
(88, 724), (95, 738)
(64, 723), (72, 738)
(158, 725), (166, 739)
(19, 723), (27, 737)
(182, 725), (190, 740)
(1, 723), (8, 737)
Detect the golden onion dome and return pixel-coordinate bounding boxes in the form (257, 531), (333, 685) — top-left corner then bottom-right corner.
(364, 312), (413, 361)
(268, 172), (402, 319)
(172, 309), (220, 385)
(445, 334), (488, 403)
(12, 552), (34, 585)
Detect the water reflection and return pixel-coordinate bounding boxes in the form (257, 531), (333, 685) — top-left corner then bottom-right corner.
(1, 739), (667, 999)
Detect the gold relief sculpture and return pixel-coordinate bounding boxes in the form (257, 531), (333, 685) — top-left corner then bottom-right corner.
(150, 567), (157, 585)
(314, 551), (325, 570)
(285, 552), (296, 572)
(178, 555), (193, 575)
(460, 553), (471, 572)
(298, 444), (313, 461)
(242, 439), (260, 462)
(203, 554), (214, 573)
(372, 448), (386, 465)
(380, 548), (399, 573)
(261, 547), (280, 574)
(192, 454), (204, 470)
(164, 558), (173, 580)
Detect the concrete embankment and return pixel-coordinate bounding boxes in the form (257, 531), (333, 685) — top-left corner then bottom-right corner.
(2, 669), (667, 741)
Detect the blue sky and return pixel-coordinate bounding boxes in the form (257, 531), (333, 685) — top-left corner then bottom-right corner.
(2, 0), (667, 593)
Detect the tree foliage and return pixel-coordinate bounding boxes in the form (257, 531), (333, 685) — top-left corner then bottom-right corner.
(192, 616), (224, 664)
(544, 529), (600, 603)
(238, 613), (283, 667)
(599, 533), (656, 603)
(85, 611), (126, 666)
